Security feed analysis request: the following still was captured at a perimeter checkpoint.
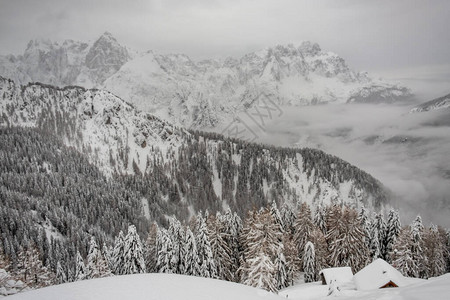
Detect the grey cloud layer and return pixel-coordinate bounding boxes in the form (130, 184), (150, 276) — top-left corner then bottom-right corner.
(1, 0), (449, 74)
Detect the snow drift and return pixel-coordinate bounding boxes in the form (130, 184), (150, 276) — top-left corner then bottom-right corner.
(6, 273), (281, 300)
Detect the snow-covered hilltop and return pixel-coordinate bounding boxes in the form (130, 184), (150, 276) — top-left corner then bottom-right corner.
(0, 33), (411, 128)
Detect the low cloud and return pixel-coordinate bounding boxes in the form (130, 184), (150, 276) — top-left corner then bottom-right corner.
(246, 103), (450, 227)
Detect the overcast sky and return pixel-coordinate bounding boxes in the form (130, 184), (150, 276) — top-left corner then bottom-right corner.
(1, 0), (449, 75)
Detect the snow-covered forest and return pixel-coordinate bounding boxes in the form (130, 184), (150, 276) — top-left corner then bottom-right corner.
(1, 195), (448, 295)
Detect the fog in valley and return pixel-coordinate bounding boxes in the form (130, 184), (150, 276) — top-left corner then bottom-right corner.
(225, 94), (450, 227)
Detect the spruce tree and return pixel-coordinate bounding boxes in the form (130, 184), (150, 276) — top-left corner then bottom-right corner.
(303, 241), (315, 283)
(56, 261), (67, 284)
(242, 250), (277, 292)
(195, 216), (217, 278)
(144, 222), (159, 273)
(274, 245), (288, 290)
(156, 229), (176, 274)
(122, 225), (146, 274)
(293, 202), (316, 264)
(385, 209), (401, 263)
(75, 251), (86, 281)
(112, 231), (125, 275)
(182, 228), (200, 276)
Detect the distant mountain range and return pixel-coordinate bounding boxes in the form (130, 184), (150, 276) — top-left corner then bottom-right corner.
(0, 32), (412, 129)
(410, 93), (450, 113)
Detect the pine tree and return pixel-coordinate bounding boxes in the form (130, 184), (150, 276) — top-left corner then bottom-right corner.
(195, 215), (217, 278)
(368, 223), (381, 261)
(75, 251), (86, 281)
(122, 225), (146, 274)
(112, 231), (125, 275)
(293, 202), (316, 264)
(314, 203), (327, 235)
(326, 206), (368, 272)
(303, 241), (315, 283)
(86, 237), (111, 279)
(423, 225), (446, 278)
(392, 227), (417, 277)
(411, 216), (426, 278)
(385, 209), (401, 263)
(15, 245), (55, 288)
(167, 218), (182, 274)
(281, 233), (300, 287)
(182, 228), (200, 276)
(156, 229), (176, 274)
(358, 206), (371, 249)
(280, 202), (296, 234)
(144, 222), (159, 273)
(56, 261), (67, 284)
(374, 213), (387, 259)
(209, 213), (234, 281)
(242, 250), (277, 292)
(274, 245), (288, 290)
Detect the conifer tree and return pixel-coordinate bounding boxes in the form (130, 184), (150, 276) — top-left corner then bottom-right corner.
(156, 229), (176, 274)
(144, 222), (159, 273)
(86, 237), (111, 279)
(423, 225), (446, 278)
(392, 227), (416, 277)
(303, 241), (315, 283)
(15, 245), (55, 288)
(358, 206), (371, 249)
(209, 213), (233, 281)
(293, 202), (316, 264)
(195, 216), (217, 278)
(242, 250), (277, 292)
(314, 203), (327, 235)
(374, 213), (387, 259)
(122, 225), (146, 274)
(411, 216), (426, 278)
(182, 228), (200, 276)
(112, 231), (125, 275)
(274, 245), (288, 290)
(385, 209), (401, 263)
(75, 251), (86, 281)
(280, 202), (296, 234)
(326, 206), (368, 272)
(56, 261), (67, 284)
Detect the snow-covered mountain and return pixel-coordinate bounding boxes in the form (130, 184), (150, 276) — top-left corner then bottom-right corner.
(410, 93), (450, 113)
(0, 76), (389, 213)
(0, 33), (411, 129)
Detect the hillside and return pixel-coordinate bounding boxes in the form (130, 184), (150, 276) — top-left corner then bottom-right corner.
(0, 77), (389, 215)
(4, 273), (282, 300)
(0, 33), (411, 129)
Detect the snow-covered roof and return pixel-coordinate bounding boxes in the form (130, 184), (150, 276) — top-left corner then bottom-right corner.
(319, 267), (353, 284)
(353, 258), (406, 290)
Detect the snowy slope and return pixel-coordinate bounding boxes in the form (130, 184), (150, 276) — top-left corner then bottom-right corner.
(6, 273), (282, 300)
(410, 93), (450, 113)
(0, 34), (412, 129)
(0, 76), (390, 212)
(279, 273), (450, 300)
(0, 76), (185, 175)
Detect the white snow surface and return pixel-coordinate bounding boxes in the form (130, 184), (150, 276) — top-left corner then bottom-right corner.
(319, 267), (353, 285)
(353, 258), (422, 290)
(5, 274), (281, 300)
(279, 273), (450, 300)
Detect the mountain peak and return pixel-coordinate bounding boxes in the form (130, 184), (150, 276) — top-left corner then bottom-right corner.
(85, 31), (130, 82)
